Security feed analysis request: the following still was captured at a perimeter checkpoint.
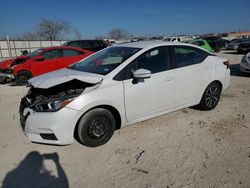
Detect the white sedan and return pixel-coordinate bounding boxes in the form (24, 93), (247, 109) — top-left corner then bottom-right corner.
(19, 41), (230, 147)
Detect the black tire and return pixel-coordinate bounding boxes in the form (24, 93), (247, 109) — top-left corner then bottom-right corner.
(0, 77), (7, 84)
(77, 108), (116, 147)
(197, 82), (222, 111)
(15, 71), (32, 86)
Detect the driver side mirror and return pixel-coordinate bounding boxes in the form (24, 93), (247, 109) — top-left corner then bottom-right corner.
(35, 56), (45, 62)
(133, 69), (151, 79)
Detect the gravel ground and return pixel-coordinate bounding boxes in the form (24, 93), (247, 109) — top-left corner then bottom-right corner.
(0, 50), (249, 188)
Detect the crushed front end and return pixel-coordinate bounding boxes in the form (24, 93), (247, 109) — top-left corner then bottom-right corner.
(19, 80), (95, 145)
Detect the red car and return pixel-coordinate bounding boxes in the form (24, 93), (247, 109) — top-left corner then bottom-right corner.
(0, 46), (93, 85)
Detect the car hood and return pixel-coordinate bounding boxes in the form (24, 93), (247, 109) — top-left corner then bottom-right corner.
(28, 68), (104, 89)
(0, 56), (28, 69)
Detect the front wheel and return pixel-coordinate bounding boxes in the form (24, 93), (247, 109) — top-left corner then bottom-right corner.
(15, 71), (32, 86)
(197, 82), (222, 111)
(77, 108), (116, 147)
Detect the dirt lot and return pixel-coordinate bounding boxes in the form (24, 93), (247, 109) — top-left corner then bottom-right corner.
(0, 50), (249, 188)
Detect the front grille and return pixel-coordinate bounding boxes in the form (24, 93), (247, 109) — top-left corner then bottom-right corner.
(40, 133), (58, 140)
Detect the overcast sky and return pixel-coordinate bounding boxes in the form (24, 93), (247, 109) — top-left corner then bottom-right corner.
(1, 0), (250, 38)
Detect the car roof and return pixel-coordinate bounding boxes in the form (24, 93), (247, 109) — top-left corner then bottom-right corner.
(66, 40), (103, 43)
(116, 41), (207, 51)
(42, 46), (91, 52)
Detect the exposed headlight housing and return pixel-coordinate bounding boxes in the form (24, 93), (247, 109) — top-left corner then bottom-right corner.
(33, 97), (76, 112)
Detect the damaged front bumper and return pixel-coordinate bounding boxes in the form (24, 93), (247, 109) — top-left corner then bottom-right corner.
(0, 72), (15, 79)
(19, 97), (83, 145)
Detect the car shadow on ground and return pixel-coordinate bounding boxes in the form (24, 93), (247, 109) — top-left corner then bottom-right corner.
(2, 151), (69, 188)
(230, 64), (250, 77)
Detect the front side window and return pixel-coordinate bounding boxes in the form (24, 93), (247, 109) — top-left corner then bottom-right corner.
(28, 49), (43, 58)
(43, 50), (63, 60)
(115, 47), (170, 80)
(173, 46), (208, 68)
(69, 47), (141, 75)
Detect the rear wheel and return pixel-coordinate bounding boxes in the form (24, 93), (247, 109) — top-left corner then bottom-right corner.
(197, 82), (222, 111)
(15, 71), (32, 86)
(77, 108), (116, 147)
(0, 77), (7, 84)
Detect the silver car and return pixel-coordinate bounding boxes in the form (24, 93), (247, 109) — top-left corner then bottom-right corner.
(240, 52), (250, 73)
(19, 41), (230, 147)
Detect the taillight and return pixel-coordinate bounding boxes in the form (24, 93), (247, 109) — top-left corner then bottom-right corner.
(223, 61), (230, 69)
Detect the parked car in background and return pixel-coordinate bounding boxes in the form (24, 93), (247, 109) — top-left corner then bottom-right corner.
(240, 52), (250, 73)
(19, 41), (230, 147)
(226, 38), (250, 50)
(0, 46), (93, 85)
(63, 40), (107, 52)
(199, 36), (223, 52)
(163, 36), (194, 42)
(0, 56), (29, 83)
(237, 40), (250, 54)
(186, 39), (213, 52)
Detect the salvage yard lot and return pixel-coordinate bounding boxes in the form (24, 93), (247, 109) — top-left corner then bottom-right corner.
(0, 50), (250, 187)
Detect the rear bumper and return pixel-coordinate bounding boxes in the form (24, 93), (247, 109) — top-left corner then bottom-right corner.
(222, 69), (230, 92)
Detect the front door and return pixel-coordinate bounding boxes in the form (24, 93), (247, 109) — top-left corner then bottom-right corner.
(122, 47), (176, 122)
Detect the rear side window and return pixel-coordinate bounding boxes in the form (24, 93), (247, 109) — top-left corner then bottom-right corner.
(63, 49), (84, 57)
(43, 50), (62, 60)
(173, 46), (208, 68)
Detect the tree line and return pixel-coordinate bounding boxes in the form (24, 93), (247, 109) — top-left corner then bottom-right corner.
(1, 18), (133, 41)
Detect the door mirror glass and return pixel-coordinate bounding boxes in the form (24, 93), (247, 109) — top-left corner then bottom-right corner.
(133, 69), (151, 79)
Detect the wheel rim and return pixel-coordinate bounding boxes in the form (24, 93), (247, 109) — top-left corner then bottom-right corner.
(88, 116), (110, 139)
(205, 84), (220, 108)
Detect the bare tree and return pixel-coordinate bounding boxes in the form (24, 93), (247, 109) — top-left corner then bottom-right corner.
(107, 28), (131, 40)
(17, 32), (40, 40)
(72, 28), (83, 40)
(36, 18), (70, 40)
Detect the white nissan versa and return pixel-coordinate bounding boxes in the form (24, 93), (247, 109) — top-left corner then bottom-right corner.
(19, 41), (230, 147)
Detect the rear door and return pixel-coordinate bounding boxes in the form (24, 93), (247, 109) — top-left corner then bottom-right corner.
(172, 46), (211, 107)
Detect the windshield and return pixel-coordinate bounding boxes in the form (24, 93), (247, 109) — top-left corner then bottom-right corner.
(69, 46), (141, 75)
(28, 49), (43, 58)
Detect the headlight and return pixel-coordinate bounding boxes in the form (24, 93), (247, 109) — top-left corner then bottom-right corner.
(33, 97), (76, 112)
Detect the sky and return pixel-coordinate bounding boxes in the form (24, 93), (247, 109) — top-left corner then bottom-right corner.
(1, 0), (250, 39)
